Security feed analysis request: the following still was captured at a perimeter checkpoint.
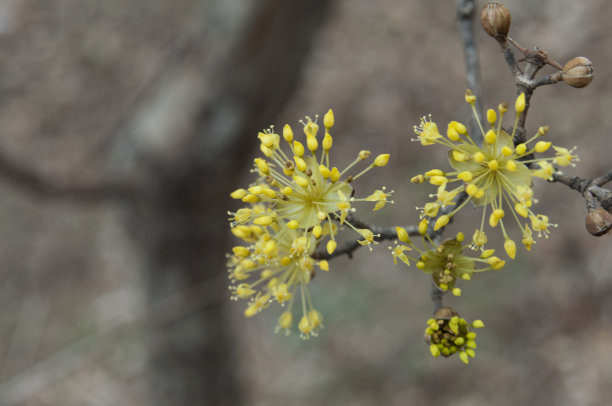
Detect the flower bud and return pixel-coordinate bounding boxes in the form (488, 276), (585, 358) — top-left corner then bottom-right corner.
(480, 2), (511, 39)
(562, 57), (593, 88)
(433, 306), (459, 320)
(585, 208), (612, 236)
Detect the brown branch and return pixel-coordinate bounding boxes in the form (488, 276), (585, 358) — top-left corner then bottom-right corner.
(0, 150), (142, 203)
(311, 221), (420, 261)
(552, 169), (612, 213)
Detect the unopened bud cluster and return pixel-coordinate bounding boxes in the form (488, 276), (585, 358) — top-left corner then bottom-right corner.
(424, 307), (484, 364)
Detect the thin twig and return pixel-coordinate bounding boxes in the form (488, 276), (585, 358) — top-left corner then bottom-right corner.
(311, 222), (420, 261)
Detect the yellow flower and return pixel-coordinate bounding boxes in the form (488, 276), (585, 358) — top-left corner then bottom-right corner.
(390, 233), (502, 293)
(228, 221), (328, 337)
(412, 92), (577, 257)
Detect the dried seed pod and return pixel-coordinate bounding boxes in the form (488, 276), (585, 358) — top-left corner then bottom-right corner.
(585, 208), (612, 236)
(562, 57), (593, 88)
(480, 2), (511, 39)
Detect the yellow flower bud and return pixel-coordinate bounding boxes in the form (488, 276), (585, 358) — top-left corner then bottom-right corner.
(457, 171), (473, 182)
(373, 154), (390, 167)
(504, 238), (516, 259)
(294, 156), (307, 172)
(515, 93), (526, 113)
(254, 216), (274, 226)
(293, 141), (305, 157)
(319, 260), (329, 271)
(472, 320), (484, 328)
(330, 167), (340, 182)
(359, 150), (371, 160)
(434, 215), (450, 231)
(319, 165), (331, 179)
(396, 226), (410, 243)
(324, 109), (334, 129)
(534, 141), (551, 153)
(230, 188), (247, 199)
(283, 124), (293, 142)
(516, 143), (527, 155)
(487, 109), (497, 125)
(313, 225), (322, 238)
(327, 240), (337, 254)
(322, 132), (333, 151)
(485, 129), (497, 144)
(287, 220), (299, 229)
(425, 169), (444, 177)
(418, 218), (428, 235)
(306, 134), (318, 152)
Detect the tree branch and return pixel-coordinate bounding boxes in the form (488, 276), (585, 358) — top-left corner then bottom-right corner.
(552, 169), (612, 213)
(0, 150), (142, 203)
(311, 221), (420, 261)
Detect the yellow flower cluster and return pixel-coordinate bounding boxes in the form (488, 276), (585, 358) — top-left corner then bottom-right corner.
(391, 227), (505, 296)
(228, 110), (391, 337)
(411, 91), (578, 258)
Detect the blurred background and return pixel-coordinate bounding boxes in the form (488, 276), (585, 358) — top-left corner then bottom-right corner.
(0, 0), (610, 405)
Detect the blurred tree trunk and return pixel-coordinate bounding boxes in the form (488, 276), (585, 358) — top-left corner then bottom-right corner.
(111, 1), (332, 404)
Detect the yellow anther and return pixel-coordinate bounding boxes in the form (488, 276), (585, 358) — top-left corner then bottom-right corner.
(319, 165), (331, 179)
(506, 160), (517, 171)
(488, 159), (499, 171)
(473, 152), (485, 163)
(501, 146), (513, 157)
(516, 143), (527, 155)
(287, 220), (299, 229)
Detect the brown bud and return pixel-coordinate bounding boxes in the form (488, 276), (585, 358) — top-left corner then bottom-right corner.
(585, 208), (612, 236)
(562, 57), (593, 88)
(433, 306), (459, 320)
(480, 2), (511, 39)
